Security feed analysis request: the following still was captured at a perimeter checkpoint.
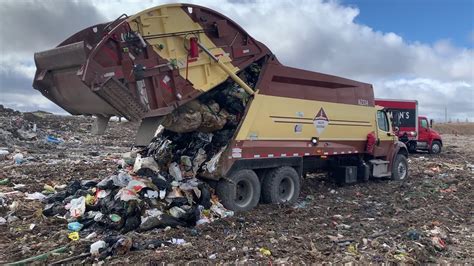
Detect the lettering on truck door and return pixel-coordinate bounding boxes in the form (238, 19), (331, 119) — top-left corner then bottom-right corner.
(374, 110), (394, 157)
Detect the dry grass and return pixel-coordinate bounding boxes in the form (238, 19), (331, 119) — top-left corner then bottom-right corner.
(433, 123), (474, 135)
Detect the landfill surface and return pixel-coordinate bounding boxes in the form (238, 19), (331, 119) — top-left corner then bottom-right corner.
(0, 105), (473, 264)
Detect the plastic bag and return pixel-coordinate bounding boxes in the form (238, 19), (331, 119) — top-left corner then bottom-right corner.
(69, 196), (86, 218)
(113, 172), (132, 187)
(115, 188), (140, 202)
(67, 221), (84, 232)
(90, 240), (106, 256)
(168, 162), (183, 181)
(25, 192), (47, 201)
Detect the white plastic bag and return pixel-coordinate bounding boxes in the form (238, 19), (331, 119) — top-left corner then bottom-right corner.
(69, 196), (86, 218)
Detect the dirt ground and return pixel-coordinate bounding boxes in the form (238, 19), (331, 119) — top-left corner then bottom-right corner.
(1, 108), (473, 264)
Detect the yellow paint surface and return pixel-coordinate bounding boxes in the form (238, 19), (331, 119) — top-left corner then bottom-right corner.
(236, 94), (377, 141)
(127, 4), (239, 92)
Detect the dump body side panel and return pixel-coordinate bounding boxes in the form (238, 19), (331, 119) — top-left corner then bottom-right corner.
(235, 94), (375, 143)
(258, 58), (374, 106)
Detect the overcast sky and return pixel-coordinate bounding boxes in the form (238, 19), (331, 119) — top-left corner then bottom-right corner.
(0, 0), (472, 121)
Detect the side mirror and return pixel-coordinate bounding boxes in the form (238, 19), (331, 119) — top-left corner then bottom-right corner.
(394, 126), (399, 132)
(430, 119), (434, 128)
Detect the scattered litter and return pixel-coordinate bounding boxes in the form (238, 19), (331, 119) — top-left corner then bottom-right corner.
(67, 222), (84, 232)
(68, 232), (80, 241)
(13, 153), (24, 164)
(259, 247), (272, 256)
(69, 196), (86, 218)
(13, 183), (26, 189)
(43, 184), (56, 194)
(407, 229), (420, 240)
(109, 214), (122, 223)
(90, 240), (106, 256)
(431, 236), (446, 250)
(171, 238), (186, 245)
(85, 232), (97, 239)
(0, 149), (9, 160)
(45, 135), (63, 144)
(25, 192), (47, 201)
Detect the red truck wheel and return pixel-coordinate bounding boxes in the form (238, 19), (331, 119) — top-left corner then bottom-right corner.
(261, 167), (301, 204)
(217, 170), (261, 212)
(429, 141), (442, 154)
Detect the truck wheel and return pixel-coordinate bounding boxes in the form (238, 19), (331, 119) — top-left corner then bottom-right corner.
(216, 170), (260, 212)
(261, 167), (301, 204)
(391, 154), (408, 181)
(429, 141), (442, 154)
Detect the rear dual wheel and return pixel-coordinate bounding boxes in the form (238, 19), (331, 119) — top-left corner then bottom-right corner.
(217, 167), (302, 211)
(261, 167), (301, 204)
(217, 170), (260, 212)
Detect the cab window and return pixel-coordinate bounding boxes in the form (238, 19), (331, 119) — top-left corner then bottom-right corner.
(377, 111), (389, 132)
(421, 119), (428, 129)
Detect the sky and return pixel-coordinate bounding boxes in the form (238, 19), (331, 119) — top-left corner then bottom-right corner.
(0, 0), (473, 121)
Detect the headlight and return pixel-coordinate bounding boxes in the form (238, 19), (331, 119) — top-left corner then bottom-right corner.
(409, 131), (417, 137)
(311, 137), (319, 145)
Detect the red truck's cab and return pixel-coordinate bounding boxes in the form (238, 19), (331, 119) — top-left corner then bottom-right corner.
(417, 115), (443, 154)
(375, 99), (443, 154)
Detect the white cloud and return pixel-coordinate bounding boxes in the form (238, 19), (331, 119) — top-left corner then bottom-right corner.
(0, 0), (472, 119)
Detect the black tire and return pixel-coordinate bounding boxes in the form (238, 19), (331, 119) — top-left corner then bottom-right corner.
(429, 140), (442, 154)
(216, 170), (260, 212)
(391, 154), (408, 181)
(261, 167), (301, 204)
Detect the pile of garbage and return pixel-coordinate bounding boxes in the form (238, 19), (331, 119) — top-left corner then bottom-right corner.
(38, 64), (261, 257)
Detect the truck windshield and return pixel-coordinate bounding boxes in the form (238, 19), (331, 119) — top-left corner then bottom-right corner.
(377, 111), (389, 132)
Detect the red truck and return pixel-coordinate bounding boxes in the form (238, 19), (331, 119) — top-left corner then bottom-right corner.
(375, 99), (442, 154)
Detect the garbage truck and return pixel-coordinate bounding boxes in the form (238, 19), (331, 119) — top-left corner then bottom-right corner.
(33, 3), (408, 212)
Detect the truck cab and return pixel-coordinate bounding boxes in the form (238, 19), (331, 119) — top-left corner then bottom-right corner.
(417, 115), (443, 154)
